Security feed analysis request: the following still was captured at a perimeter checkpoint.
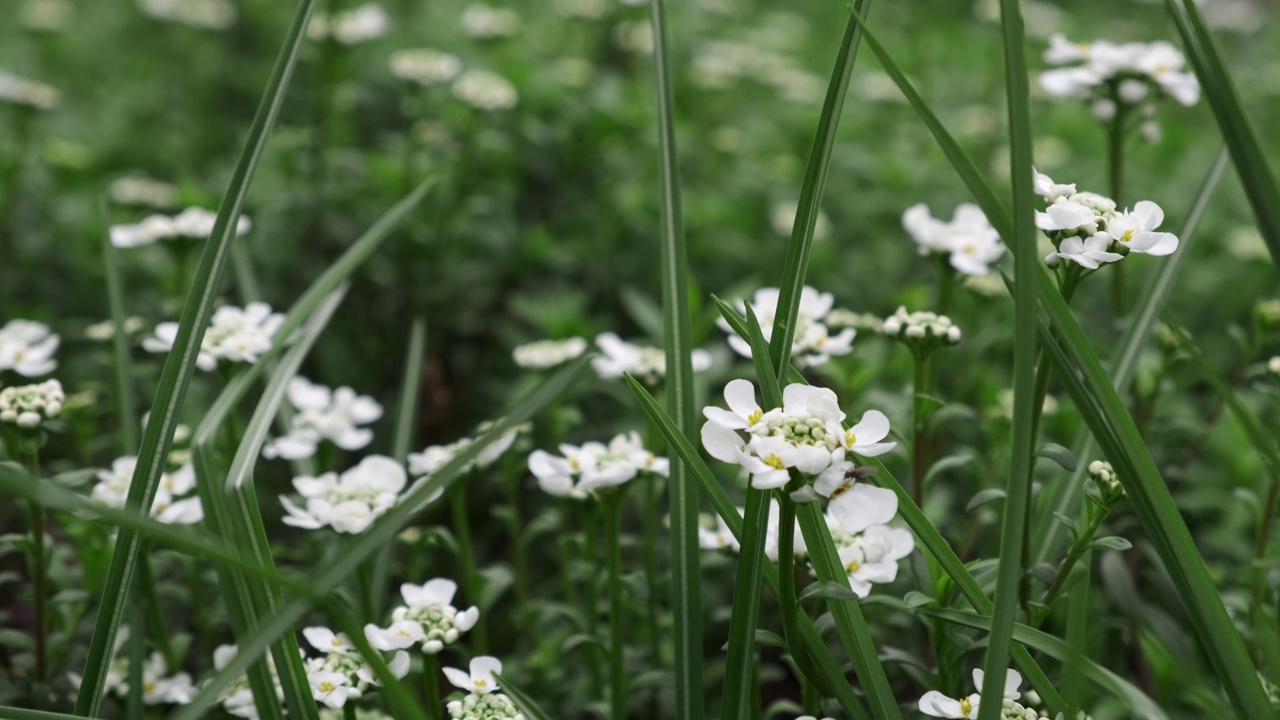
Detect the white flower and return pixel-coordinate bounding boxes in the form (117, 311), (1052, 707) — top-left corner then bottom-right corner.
(452, 70), (518, 111)
(0, 319), (59, 376)
(263, 377), (383, 460)
(1106, 201), (1179, 256)
(528, 431), (668, 498)
(137, 0), (236, 29)
(143, 302), (284, 372)
(698, 511), (741, 553)
(715, 286), (855, 367)
(110, 207), (250, 248)
(308, 671), (352, 709)
(279, 455), (407, 534)
(446, 691), (524, 719)
(1032, 169), (1076, 203)
(902, 203), (1005, 276)
(461, 3), (519, 38)
(881, 308), (962, 347)
(919, 668), (1023, 719)
(1045, 234), (1123, 270)
(0, 379), (65, 429)
(837, 524), (915, 596)
(770, 200), (831, 240)
(303, 627), (356, 656)
(0, 70), (60, 109)
(308, 3), (389, 44)
(408, 422), (524, 484)
(444, 656), (502, 695)
(390, 49), (462, 86)
(91, 456), (204, 524)
(1038, 34), (1198, 110)
(374, 578), (479, 654)
(591, 332), (712, 382)
(110, 176), (177, 208)
(1035, 200), (1098, 234)
(1269, 356), (1280, 377)
(512, 337), (587, 369)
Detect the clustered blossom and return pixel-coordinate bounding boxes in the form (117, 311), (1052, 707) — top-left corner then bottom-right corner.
(110, 207), (251, 248)
(451, 69), (518, 111)
(366, 578), (479, 655)
(408, 422), (524, 484)
(109, 176), (177, 208)
(690, 38), (826, 105)
(716, 286), (855, 368)
(920, 669), (1033, 719)
(701, 381), (899, 533)
(390, 49), (462, 86)
(836, 524), (915, 597)
(825, 309), (884, 334)
(1088, 459), (1126, 507)
(0, 319), (59, 376)
(512, 337), (587, 369)
(137, 0), (236, 29)
(263, 377), (383, 460)
(1040, 35), (1199, 127)
(86, 316), (145, 342)
(591, 332), (712, 383)
(528, 431), (668, 499)
(902, 203), (1005, 276)
(70, 630), (195, 706)
(0, 379), (64, 429)
(301, 627), (410, 710)
(444, 657), (524, 720)
(460, 3), (519, 39)
(280, 455), (407, 534)
(0, 70), (60, 110)
(882, 307), (962, 352)
(308, 3), (389, 45)
(143, 302), (285, 372)
(1036, 170), (1178, 271)
(91, 456), (204, 524)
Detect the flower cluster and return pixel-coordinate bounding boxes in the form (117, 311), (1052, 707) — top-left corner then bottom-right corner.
(716, 286), (855, 368)
(408, 422), (524, 484)
(0, 70), (59, 110)
(390, 49), (462, 86)
(1040, 35), (1199, 120)
(903, 203), (1005, 276)
(461, 3), (519, 39)
(528, 431), (668, 499)
(109, 207), (251, 248)
(824, 309), (884, 334)
(701, 381), (899, 533)
(143, 302), (285, 372)
(0, 379), (64, 429)
(451, 69), (518, 111)
(0, 319), (59, 377)
(110, 176), (177, 208)
(1087, 459), (1126, 507)
(1036, 170), (1178, 270)
(280, 455), (407, 534)
(263, 377), (383, 460)
(591, 332), (712, 383)
(882, 307), (962, 353)
(86, 316), (145, 342)
(212, 644), (282, 719)
(91, 456), (203, 525)
(301, 627), (409, 709)
(920, 669), (1032, 719)
(836, 523), (915, 598)
(444, 657), (524, 720)
(512, 337), (587, 369)
(366, 578), (479, 655)
(690, 38), (826, 105)
(137, 0), (236, 29)
(307, 3), (389, 45)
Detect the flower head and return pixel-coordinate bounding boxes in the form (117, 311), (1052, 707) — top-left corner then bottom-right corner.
(110, 207), (250, 248)
(715, 286), (855, 368)
(919, 668), (1024, 719)
(390, 49), (462, 86)
(512, 337), (587, 369)
(591, 332), (712, 383)
(452, 70), (518, 111)
(836, 524), (915, 596)
(368, 577), (479, 654)
(881, 307), (962, 350)
(280, 455), (407, 534)
(0, 70), (60, 109)
(143, 302), (284, 372)
(301, 626), (409, 709)
(902, 203), (1005, 276)
(0, 319), (59, 377)
(444, 656), (502, 695)
(461, 3), (519, 38)
(446, 690), (524, 719)
(263, 377), (383, 460)
(1039, 34), (1199, 112)
(91, 456), (203, 524)
(308, 2), (389, 44)
(1034, 171), (1178, 271)
(0, 379), (64, 429)
(529, 431), (667, 499)
(137, 0), (236, 29)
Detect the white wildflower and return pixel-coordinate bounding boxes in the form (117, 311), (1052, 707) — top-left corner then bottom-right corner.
(835, 524), (915, 596)
(512, 337), (587, 369)
(444, 656), (502, 695)
(136, 0), (237, 30)
(591, 332), (712, 383)
(0, 319), (60, 377)
(902, 203), (1005, 276)
(881, 307), (962, 348)
(461, 3), (519, 38)
(715, 286), (855, 368)
(390, 49), (462, 86)
(0, 379), (64, 429)
(308, 3), (389, 44)
(279, 455), (407, 534)
(91, 456), (203, 524)
(110, 176), (177, 208)
(143, 302), (284, 372)
(920, 668), (1025, 719)
(452, 70), (518, 111)
(263, 377), (383, 460)
(528, 431), (668, 499)
(367, 578), (479, 655)
(110, 207), (251, 248)
(0, 71), (60, 109)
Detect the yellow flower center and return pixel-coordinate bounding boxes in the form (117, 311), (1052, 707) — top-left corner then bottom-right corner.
(475, 679), (488, 688)
(830, 480), (852, 499)
(1122, 229), (1134, 242)
(763, 453), (785, 470)
(143, 680), (157, 694)
(960, 697), (974, 717)
(319, 681), (335, 693)
(569, 458), (580, 470)
(331, 638), (344, 647)
(845, 429), (857, 447)
(844, 559), (862, 574)
(747, 409), (763, 425)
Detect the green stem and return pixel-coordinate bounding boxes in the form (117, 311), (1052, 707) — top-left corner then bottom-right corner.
(422, 652), (441, 720)
(1040, 507), (1109, 612)
(503, 469), (530, 606)
(605, 491), (628, 720)
(343, 702), (357, 720)
(139, 552), (178, 672)
(558, 502), (580, 608)
(642, 471), (661, 669)
(1107, 106), (1128, 316)
(1250, 471), (1280, 630)
(582, 502), (603, 691)
(126, 598), (146, 719)
(449, 482), (485, 653)
(934, 253), (954, 316)
(776, 490), (814, 707)
(26, 450), (47, 683)
(911, 351), (930, 504)
(1064, 557), (1091, 712)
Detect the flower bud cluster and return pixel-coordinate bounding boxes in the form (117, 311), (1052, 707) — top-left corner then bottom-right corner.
(390, 49), (462, 86)
(0, 380), (64, 428)
(367, 578), (479, 655)
(882, 307), (961, 351)
(1088, 460), (1126, 506)
(1036, 170), (1178, 271)
(1039, 35), (1198, 129)
(512, 337), (587, 369)
(447, 692), (524, 720)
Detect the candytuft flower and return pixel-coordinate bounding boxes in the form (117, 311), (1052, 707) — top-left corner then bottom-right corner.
(591, 332), (712, 383)
(528, 431), (668, 499)
(143, 302), (284, 372)
(279, 455), (407, 534)
(1034, 170), (1178, 271)
(716, 286), (854, 368)
(444, 656), (502, 694)
(452, 70), (518, 111)
(902, 203), (1005, 276)
(91, 456), (203, 524)
(308, 2), (389, 44)
(263, 377), (383, 460)
(836, 524), (915, 596)
(881, 307), (962, 350)
(0, 379), (65, 429)
(110, 207), (251, 248)
(390, 49), (463, 86)
(367, 578), (479, 654)
(919, 668), (1024, 719)
(0, 319), (60, 377)
(512, 337), (587, 369)
(301, 625), (409, 709)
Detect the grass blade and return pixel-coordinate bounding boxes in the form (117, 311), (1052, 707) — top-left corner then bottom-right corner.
(172, 355), (592, 720)
(978, 1), (1038, 716)
(923, 608), (1170, 720)
(1165, 0), (1280, 273)
(72, 0), (318, 712)
(768, 0), (871, 380)
(646, 0), (703, 713)
(496, 673), (554, 720)
(102, 204), (138, 454)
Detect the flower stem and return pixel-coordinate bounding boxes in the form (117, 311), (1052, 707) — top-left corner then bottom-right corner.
(581, 502), (603, 691)
(139, 551), (178, 672)
(449, 482), (486, 653)
(558, 502), (580, 608)
(604, 490), (628, 720)
(422, 652), (441, 720)
(1040, 506), (1110, 613)
(641, 470), (662, 672)
(934, 253), (955, 316)
(775, 488), (815, 708)
(25, 450), (47, 683)
(344, 702), (358, 720)
(1250, 470), (1280, 632)
(1107, 106), (1128, 316)
(502, 466), (530, 605)
(911, 350), (930, 504)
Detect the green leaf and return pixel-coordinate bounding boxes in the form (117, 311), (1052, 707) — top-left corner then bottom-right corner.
(719, 487), (772, 720)
(754, 629), (788, 649)
(646, 1), (702, 715)
(1089, 537), (1134, 552)
(101, 205), (138, 455)
(767, 0), (872, 382)
(73, 0), (319, 714)
(924, 453), (972, 488)
(1035, 443), (1078, 472)
(966, 488), (1007, 512)
(797, 580), (861, 605)
(496, 673), (554, 720)
(923, 608), (1171, 720)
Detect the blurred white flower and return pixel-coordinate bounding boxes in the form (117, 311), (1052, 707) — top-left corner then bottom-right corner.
(528, 431), (668, 499)
(836, 524), (914, 596)
(109, 176), (177, 208)
(0, 71), (60, 109)
(389, 49), (462, 86)
(512, 337), (587, 369)
(591, 332), (712, 383)
(86, 316), (145, 342)
(1034, 170), (1178, 271)
(461, 3), (519, 38)
(21, 0), (74, 31)
(1039, 34), (1199, 110)
(110, 207), (251, 248)
(716, 286), (855, 368)
(0, 379), (64, 429)
(143, 302), (284, 372)
(0, 319), (59, 377)
(408, 421), (524, 480)
(770, 200), (831, 240)
(91, 456), (203, 524)
(444, 656), (503, 695)
(137, 0), (236, 30)
(1269, 356), (1280, 377)
(920, 668), (1024, 719)
(902, 203), (1005, 276)
(308, 3), (389, 44)
(367, 578), (479, 654)
(446, 691), (524, 719)
(554, 0), (606, 19)
(452, 69), (518, 111)
(882, 307), (963, 347)
(262, 377), (383, 460)
(279, 455), (407, 534)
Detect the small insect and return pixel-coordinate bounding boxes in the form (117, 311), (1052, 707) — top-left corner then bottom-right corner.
(844, 465), (879, 481)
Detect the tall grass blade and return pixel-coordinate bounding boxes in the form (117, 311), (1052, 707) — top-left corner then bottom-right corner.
(645, 0), (703, 713)
(73, 0), (318, 713)
(102, 208), (138, 453)
(172, 356), (592, 720)
(496, 674), (554, 720)
(768, 0), (871, 380)
(978, 1), (1038, 716)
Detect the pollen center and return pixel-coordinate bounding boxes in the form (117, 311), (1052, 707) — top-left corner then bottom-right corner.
(763, 453), (785, 470)
(960, 697), (974, 717)
(747, 409), (763, 424)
